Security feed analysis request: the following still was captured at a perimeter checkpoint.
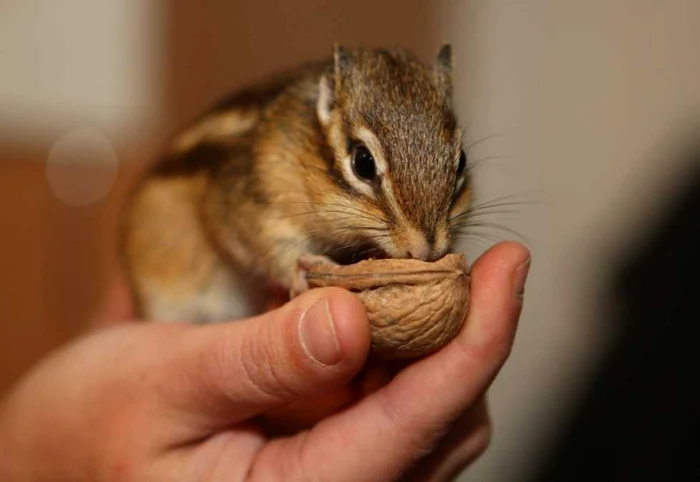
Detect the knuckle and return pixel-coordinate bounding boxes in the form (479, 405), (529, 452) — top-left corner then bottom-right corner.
(292, 432), (323, 482)
(453, 331), (512, 373)
(203, 327), (243, 399)
(376, 392), (437, 458)
(235, 319), (299, 402)
(246, 436), (311, 482)
(471, 421), (492, 458)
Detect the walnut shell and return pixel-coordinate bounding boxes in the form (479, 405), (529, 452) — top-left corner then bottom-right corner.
(300, 253), (470, 359)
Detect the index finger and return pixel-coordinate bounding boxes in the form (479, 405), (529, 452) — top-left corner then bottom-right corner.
(251, 242), (530, 482)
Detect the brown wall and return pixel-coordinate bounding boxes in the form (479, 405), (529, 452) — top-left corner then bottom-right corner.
(0, 150), (142, 394)
(164, 0), (441, 127)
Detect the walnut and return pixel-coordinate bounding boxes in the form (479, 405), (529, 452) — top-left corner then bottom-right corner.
(292, 254), (470, 359)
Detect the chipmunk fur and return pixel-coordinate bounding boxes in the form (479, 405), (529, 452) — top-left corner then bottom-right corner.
(120, 44), (472, 322)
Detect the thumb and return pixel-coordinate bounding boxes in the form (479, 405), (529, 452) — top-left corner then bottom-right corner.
(159, 287), (370, 432)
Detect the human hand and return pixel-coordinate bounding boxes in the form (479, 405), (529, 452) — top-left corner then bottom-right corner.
(0, 242), (530, 481)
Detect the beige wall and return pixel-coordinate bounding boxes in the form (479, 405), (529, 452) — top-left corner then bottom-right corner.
(445, 2), (700, 481)
(0, 1), (163, 146)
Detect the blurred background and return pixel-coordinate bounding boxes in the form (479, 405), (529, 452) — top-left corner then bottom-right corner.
(1, 1), (698, 480)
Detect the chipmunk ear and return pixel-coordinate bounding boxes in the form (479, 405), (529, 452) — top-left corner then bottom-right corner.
(317, 74), (334, 126)
(435, 43), (453, 103)
(333, 43), (351, 93)
(437, 43), (453, 73)
(318, 44), (351, 127)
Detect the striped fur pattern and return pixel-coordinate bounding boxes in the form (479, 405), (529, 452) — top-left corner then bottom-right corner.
(120, 45), (472, 322)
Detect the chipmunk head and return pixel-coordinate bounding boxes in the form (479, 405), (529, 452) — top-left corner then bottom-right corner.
(315, 45), (471, 262)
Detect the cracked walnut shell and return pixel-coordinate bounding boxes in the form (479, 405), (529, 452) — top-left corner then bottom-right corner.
(297, 253), (470, 359)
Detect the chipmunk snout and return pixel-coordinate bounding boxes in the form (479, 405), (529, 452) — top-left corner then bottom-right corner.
(393, 222), (452, 262)
(405, 241), (430, 261)
(396, 227), (447, 262)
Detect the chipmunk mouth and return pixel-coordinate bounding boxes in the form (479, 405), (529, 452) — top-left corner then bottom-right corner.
(325, 240), (389, 266)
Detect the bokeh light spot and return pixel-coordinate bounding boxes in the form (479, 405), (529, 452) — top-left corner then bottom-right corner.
(46, 128), (119, 206)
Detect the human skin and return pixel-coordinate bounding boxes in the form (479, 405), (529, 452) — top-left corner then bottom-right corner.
(0, 242), (530, 481)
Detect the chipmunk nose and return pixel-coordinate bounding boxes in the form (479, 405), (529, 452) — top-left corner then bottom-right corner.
(405, 228), (451, 261)
(397, 226), (445, 261)
(404, 234), (432, 261)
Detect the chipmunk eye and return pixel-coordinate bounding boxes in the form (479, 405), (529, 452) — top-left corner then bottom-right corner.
(352, 145), (377, 181)
(456, 150), (467, 177)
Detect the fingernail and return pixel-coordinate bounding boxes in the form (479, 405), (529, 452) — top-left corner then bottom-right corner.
(299, 298), (341, 366)
(514, 257), (531, 299)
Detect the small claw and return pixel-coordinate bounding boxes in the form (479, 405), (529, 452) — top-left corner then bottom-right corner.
(289, 254), (338, 299)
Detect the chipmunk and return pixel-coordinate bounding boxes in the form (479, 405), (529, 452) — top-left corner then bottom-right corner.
(120, 44), (472, 323)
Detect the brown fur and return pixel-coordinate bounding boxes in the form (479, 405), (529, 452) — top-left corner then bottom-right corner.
(120, 46), (472, 322)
